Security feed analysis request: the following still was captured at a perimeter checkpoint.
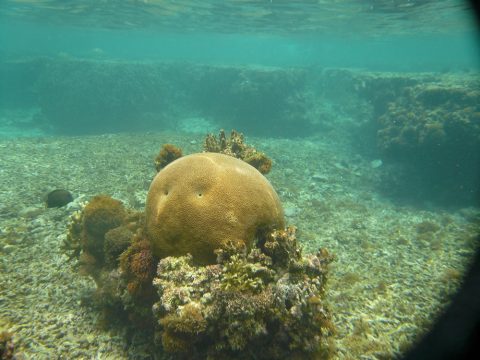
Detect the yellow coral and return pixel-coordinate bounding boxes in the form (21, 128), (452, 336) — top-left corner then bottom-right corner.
(145, 152), (285, 264)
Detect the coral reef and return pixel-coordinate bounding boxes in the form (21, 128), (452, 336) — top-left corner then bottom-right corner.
(119, 238), (157, 302)
(45, 189), (73, 208)
(145, 152), (284, 264)
(204, 129), (272, 174)
(62, 145), (334, 358)
(376, 82), (480, 204)
(154, 144), (183, 172)
(30, 58), (309, 136)
(153, 227), (335, 359)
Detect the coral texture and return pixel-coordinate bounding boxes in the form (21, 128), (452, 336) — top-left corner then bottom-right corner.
(64, 196), (145, 280)
(145, 152), (285, 264)
(82, 195), (127, 261)
(119, 238), (157, 301)
(153, 227), (334, 359)
(204, 129), (272, 174)
(154, 144), (183, 172)
(104, 226), (134, 269)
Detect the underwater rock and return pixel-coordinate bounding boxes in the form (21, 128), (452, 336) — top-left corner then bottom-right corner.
(104, 226), (134, 269)
(45, 189), (73, 208)
(145, 152), (285, 265)
(63, 199), (333, 359)
(35, 59), (309, 136)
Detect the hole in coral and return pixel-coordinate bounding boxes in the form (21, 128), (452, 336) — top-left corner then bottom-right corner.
(164, 190), (169, 195)
(197, 193), (202, 197)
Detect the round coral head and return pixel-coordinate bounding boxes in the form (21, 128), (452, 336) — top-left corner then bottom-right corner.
(145, 152), (285, 264)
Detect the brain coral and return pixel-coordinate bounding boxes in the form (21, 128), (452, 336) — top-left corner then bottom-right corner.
(145, 152), (285, 264)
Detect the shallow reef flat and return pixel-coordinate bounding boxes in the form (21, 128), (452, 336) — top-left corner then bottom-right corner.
(0, 130), (478, 359)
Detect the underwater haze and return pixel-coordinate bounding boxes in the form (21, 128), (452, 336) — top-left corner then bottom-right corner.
(0, 0), (480, 359)
(0, 1), (479, 69)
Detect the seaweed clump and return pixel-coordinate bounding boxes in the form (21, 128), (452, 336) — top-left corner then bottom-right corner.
(63, 145), (334, 358)
(63, 195), (156, 327)
(153, 227), (335, 359)
(204, 129), (272, 174)
(154, 144), (183, 172)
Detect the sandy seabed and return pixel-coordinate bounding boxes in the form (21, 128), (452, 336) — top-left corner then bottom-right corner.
(0, 130), (478, 359)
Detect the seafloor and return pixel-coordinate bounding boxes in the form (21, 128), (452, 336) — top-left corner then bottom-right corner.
(0, 129), (478, 359)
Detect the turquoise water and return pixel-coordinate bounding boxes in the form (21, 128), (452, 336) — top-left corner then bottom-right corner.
(0, 1), (480, 359)
(0, 1), (479, 70)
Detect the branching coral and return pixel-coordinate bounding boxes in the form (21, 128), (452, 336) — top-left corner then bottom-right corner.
(203, 129), (272, 174)
(153, 227), (334, 359)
